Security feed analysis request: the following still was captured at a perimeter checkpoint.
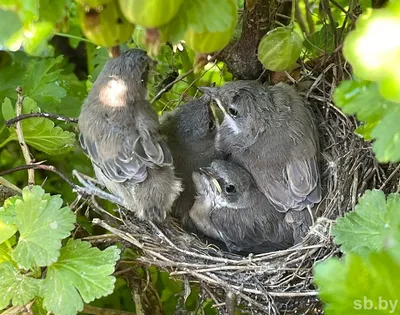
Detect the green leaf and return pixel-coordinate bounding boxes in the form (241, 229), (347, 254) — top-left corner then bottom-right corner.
(0, 241), (14, 263)
(42, 239), (120, 315)
(314, 252), (400, 315)
(258, 26), (303, 72)
(0, 219), (17, 244)
(0, 9), (22, 46)
(343, 3), (400, 101)
(0, 194), (21, 225)
(11, 186), (76, 269)
(354, 121), (379, 141)
(1, 97), (15, 121)
(22, 56), (66, 110)
(332, 190), (400, 255)
(371, 111), (400, 163)
(0, 261), (42, 310)
(304, 25), (336, 58)
(4, 97), (76, 155)
(333, 79), (400, 163)
(38, 0), (69, 24)
(159, 0), (237, 44)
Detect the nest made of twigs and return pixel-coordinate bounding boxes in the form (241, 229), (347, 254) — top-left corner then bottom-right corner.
(92, 58), (400, 314)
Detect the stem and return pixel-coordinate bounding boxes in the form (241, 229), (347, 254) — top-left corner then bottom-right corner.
(15, 87), (35, 186)
(55, 32), (93, 44)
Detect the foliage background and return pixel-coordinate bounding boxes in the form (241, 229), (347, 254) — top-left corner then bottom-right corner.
(0, 0), (400, 314)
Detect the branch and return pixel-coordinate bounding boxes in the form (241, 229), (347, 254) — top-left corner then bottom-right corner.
(15, 87), (35, 186)
(0, 163), (80, 191)
(5, 112), (78, 127)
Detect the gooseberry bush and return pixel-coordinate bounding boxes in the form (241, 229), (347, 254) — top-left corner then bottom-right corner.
(0, 0), (399, 314)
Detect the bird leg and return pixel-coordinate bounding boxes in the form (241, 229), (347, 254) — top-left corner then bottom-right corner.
(72, 170), (124, 205)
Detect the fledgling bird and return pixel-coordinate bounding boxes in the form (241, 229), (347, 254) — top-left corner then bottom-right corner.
(160, 96), (225, 220)
(200, 81), (321, 241)
(190, 160), (295, 253)
(78, 49), (182, 222)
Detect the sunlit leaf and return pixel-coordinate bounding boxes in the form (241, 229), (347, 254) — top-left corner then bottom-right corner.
(332, 190), (400, 255)
(11, 186), (76, 269)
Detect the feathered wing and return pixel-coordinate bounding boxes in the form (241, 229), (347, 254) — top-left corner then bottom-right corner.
(79, 100), (173, 184)
(265, 156), (321, 212)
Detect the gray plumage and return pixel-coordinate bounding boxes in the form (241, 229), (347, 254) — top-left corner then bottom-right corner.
(78, 49), (182, 222)
(200, 81), (321, 213)
(160, 96), (225, 220)
(190, 160), (295, 253)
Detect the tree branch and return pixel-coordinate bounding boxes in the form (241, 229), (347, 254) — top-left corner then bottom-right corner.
(5, 112), (78, 127)
(217, 0), (292, 80)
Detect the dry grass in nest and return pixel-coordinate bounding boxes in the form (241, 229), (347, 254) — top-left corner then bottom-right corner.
(92, 58), (400, 314)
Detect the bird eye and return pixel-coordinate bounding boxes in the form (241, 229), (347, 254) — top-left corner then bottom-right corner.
(225, 184), (236, 194)
(208, 120), (215, 131)
(228, 107), (238, 117)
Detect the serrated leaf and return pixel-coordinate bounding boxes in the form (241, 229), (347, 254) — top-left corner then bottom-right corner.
(258, 26), (303, 72)
(0, 194), (21, 225)
(11, 186), (76, 269)
(0, 262), (42, 310)
(314, 252), (400, 315)
(22, 56), (66, 109)
(42, 239), (120, 315)
(332, 190), (400, 255)
(4, 97), (76, 155)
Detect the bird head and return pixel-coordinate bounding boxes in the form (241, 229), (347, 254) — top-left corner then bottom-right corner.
(95, 49), (154, 106)
(199, 81), (273, 146)
(192, 160), (254, 210)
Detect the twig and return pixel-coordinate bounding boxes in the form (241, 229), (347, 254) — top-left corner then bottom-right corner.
(5, 112), (78, 127)
(151, 69), (194, 104)
(83, 305), (136, 315)
(151, 52), (221, 104)
(0, 177), (22, 194)
(72, 170), (124, 205)
(380, 164), (400, 190)
(132, 290), (144, 315)
(0, 163), (80, 191)
(15, 87), (35, 186)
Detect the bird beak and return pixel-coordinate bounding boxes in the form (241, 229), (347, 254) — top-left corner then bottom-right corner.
(199, 86), (228, 120)
(199, 167), (222, 193)
(198, 86), (218, 96)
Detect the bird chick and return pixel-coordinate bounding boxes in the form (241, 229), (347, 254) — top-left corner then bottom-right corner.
(200, 81), (321, 241)
(78, 49), (182, 222)
(190, 160), (295, 253)
(160, 96), (225, 222)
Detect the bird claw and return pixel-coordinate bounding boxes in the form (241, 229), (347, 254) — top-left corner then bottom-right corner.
(72, 170), (124, 205)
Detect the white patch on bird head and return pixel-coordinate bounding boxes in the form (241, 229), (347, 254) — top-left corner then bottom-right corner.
(100, 76), (127, 108)
(214, 98), (240, 135)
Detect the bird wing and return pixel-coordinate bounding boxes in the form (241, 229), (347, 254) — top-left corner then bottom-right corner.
(79, 101), (173, 184)
(267, 156), (321, 212)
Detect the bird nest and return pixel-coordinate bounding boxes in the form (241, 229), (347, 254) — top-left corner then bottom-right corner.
(92, 60), (400, 314)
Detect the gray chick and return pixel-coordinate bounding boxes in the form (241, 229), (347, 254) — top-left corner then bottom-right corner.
(160, 96), (225, 221)
(190, 160), (295, 253)
(78, 49), (182, 222)
(200, 81), (320, 241)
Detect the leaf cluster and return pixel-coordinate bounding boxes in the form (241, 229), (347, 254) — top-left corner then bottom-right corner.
(0, 186), (121, 315)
